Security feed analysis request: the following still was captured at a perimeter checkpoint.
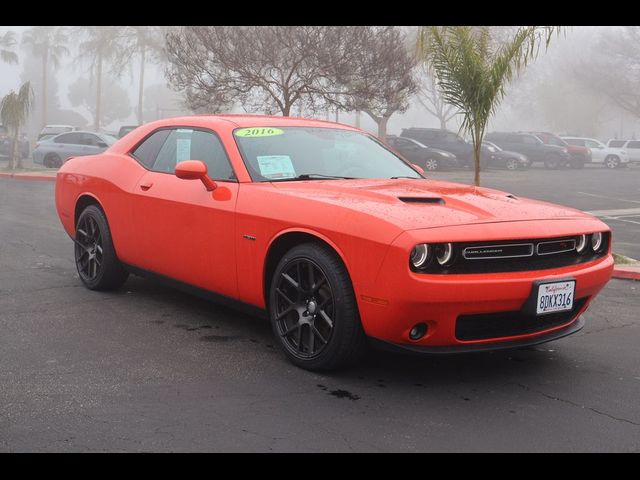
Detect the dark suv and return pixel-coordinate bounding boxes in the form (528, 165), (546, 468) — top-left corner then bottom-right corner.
(400, 128), (473, 167)
(484, 132), (570, 169)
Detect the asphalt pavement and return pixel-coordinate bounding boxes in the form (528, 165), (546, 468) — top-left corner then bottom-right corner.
(1, 172), (639, 452)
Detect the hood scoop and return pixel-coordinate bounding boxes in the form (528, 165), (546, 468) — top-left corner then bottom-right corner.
(398, 197), (445, 205)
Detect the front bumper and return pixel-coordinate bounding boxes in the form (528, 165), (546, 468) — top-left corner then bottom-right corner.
(356, 220), (613, 351)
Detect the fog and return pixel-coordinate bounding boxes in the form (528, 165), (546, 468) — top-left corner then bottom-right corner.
(1, 25), (638, 141)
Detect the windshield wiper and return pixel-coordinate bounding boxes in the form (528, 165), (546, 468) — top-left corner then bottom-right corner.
(390, 176), (423, 179)
(270, 173), (355, 182)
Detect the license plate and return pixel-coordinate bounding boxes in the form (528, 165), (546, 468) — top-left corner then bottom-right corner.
(536, 280), (575, 315)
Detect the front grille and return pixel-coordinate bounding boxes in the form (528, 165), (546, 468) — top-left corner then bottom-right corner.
(413, 233), (610, 274)
(455, 298), (587, 341)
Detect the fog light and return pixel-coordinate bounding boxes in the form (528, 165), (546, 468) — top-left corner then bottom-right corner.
(576, 234), (587, 254)
(591, 232), (603, 252)
(409, 323), (428, 340)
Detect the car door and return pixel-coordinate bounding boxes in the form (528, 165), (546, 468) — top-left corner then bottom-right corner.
(130, 127), (240, 299)
(52, 132), (85, 160)
(625, 140), (640, 162)
(394, 138), (424, 163)
(583, 139), (604, 163)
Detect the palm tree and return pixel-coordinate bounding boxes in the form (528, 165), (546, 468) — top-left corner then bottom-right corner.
(1, 82), (34, 170)
(123, 26), (165, 125)
(21, 26), (69, 129)
(0, 30), (18, 64)
(418, 26), (564, 186)
(75, 26), (127, 131)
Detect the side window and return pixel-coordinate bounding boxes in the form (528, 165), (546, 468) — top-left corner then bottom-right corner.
(583, 140), (599, 148)
(82, 133), (102, 146)
(151, 128), (235, 180)
(521, 135), (538, 145)
(131, 129), (172, 168)
(627, 141), (640, 149)
(55, 132), (82, 144)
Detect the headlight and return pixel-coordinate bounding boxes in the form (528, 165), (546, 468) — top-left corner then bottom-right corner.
(435, 243), (454, 266)
(576, 234), (588, 254)
(591, 232), (604, 252)
(562, 147), (569, 153)
(410, 244), (430, 269)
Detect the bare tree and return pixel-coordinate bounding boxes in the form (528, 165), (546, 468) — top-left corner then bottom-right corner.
(578, 27), (640, 120)
(165, 26), (352, 116)
(336, 26), (418, 138)
(415, 67), (457, 129)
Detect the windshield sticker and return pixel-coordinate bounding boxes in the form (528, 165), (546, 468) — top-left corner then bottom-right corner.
(176, 138), (191, 162)
(235, 127), (284, 138)
(257, 155), (296, 179)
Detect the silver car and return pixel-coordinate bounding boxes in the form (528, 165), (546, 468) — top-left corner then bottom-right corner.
(33, 130), (118, 168)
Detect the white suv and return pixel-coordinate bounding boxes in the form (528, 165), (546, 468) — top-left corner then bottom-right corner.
(607, 139), (640, 164)
(563, 137), (629, 169)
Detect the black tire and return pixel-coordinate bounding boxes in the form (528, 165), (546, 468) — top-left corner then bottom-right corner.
(75, 205), (129, 291)
(604, 155), (620, 169)
(569, 156), (585, 169)
(268, 242), (366, 371)
(424, 157), (440, 171)
(505, 158), (519, 171)
(544, 154), (562, 170)
(44, 153), (62, 168)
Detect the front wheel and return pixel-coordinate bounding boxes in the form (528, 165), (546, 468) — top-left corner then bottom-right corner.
(505, 158), (520, 170)
(75, 205), (129, 290)
(604, 156), (620, 169)
(269, 243), (366, 371)
(424, 157), (440, 171)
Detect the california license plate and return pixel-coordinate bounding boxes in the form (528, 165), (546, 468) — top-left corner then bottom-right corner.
(536, 280), (575, 315)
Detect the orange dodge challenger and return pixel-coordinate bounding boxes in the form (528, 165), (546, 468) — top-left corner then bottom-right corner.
(55, 115), (613, 370)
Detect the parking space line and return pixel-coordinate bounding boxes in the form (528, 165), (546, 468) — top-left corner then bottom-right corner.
(578, 192), (640, 205)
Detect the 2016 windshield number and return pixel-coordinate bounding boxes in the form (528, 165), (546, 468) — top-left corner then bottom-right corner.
(235, 127), (284, 137)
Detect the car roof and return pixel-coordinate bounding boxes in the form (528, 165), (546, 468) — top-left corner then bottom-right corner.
(188, 114), (361, 131)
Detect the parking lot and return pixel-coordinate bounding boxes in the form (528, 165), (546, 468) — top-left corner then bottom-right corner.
(1, 165), (639, 452)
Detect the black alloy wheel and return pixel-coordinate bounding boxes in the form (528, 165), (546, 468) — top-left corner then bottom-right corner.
(75, 205), (128, 290)
(269, 243), (366, 371)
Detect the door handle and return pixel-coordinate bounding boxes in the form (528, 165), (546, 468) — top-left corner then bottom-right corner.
(140, 182), (153, 191)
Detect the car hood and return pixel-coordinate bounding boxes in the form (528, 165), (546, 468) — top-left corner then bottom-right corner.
(271, 179), (587, 231)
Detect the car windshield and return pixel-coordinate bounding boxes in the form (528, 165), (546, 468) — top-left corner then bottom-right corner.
(101, 134), (119, 145)
(234, 127), (422, 181)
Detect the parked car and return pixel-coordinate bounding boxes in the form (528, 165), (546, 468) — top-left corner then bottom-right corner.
(561, 137), (629, 169)
(480, 141), (530, 170)
(484, 132), (571, 169)
(37, 124), (75, 141)
(529, 131), (590, 168)
(385, 135), (458, 171)
(118, 125), (140, 138)
(54, 115), (613, 371)
(33, 130), (118, 168)
(606, 139), (640, 164)
(0, 125), (30, 159)
(400, 128), (473, 167)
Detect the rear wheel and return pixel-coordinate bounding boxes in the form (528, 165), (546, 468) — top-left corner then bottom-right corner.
(424, 158), (439, 171)
(604, 155), (620, 169)
(44, 153), (62, 168)
(75, 205), (129, 291)
(569, 156), (585, 169)
(269, 243), (366, 371)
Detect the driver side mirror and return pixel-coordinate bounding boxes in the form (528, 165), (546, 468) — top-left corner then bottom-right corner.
(175, 160), (217, 191)
(411, 163), (425, 175)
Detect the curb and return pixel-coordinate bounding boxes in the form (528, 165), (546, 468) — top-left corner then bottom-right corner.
(0, 172), (56, 182)
(612, 265), (640, 281)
